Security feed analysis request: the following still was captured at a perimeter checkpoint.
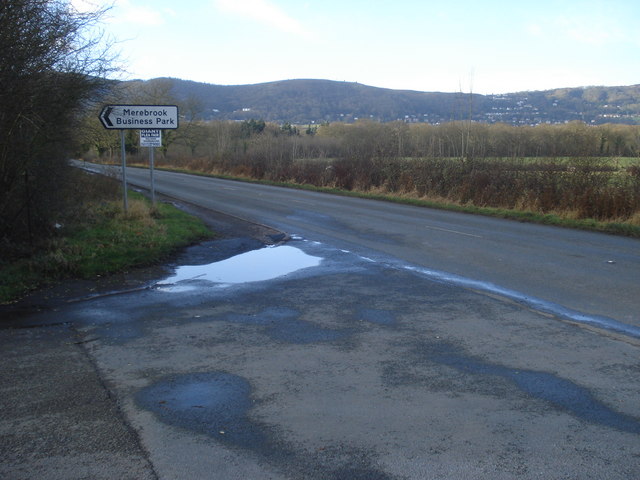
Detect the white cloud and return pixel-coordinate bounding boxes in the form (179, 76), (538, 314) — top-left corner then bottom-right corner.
(528, 13), (634, 47)
(557, 16), (623, 46)
(214, 0), (310, 38)
(526, 22), (543, 38)
(109, 0), (165, 26)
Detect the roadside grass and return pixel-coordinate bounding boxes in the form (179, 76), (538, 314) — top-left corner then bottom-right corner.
(0, 192), (213, 304)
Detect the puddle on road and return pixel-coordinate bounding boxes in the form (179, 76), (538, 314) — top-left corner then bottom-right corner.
(136, 372), (266, 448)
(158, 245), (322, 291)
(136, 372), (394, 480)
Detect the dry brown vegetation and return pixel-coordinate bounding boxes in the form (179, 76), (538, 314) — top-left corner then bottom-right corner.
(91, 119), (640, 228)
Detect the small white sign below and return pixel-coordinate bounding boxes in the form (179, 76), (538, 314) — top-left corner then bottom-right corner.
(140, 129), (162, 148)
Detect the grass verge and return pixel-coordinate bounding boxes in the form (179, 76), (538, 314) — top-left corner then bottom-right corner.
(0, 192), (213, 304)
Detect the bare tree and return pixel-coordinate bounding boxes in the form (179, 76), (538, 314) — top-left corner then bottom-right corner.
(0, 0), (116, 247)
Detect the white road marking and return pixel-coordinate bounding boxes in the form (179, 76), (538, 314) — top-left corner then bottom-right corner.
(424, 225), (483, 238)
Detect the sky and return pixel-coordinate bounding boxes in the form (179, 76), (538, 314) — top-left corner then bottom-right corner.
(73, 0), (640, 94)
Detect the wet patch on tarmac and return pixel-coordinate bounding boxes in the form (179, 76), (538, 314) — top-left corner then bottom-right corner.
(137, 372), (397, 480)
(53, 240), (361, 346)
(356, 308), (397, 326)
(171, 237), (266, 265)
(8, 228), (640, 477)
(428, 342), (640, 435)
(402, 264), (640, 342)
(66, 293), (173, 343)
(91, 322), (145, 343)
(223, 307), (349, 344)
(136, 372), (265, 449)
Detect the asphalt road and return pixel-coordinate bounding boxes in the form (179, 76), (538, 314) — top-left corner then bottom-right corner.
(120, 165), (639, 330)
(2, 163), (639, 479)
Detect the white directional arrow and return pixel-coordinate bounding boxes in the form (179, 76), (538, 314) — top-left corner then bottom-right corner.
(99, 106), (114, 127)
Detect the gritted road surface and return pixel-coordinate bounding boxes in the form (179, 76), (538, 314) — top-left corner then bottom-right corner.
(1, 164), (639, 479)
(122, 165), (640, 327)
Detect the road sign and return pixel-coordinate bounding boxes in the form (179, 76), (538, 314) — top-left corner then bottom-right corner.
(99, 105), (179, 129)
(140, 129), (162, 147)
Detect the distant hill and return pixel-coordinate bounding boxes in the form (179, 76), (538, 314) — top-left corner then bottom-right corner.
(123, 78), (640, 126)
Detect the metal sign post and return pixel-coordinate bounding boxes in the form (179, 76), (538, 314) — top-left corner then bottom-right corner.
(99, 105), (178, 212)
(150, 147), (155, 205)
(120, 130), (128, 212)
(140, 130), (162, 205)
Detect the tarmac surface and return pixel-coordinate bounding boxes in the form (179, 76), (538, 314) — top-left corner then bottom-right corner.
(1, 203), (639, 479)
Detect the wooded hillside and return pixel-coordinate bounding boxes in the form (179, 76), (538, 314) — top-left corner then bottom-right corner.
(123, 78), (640, 126)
